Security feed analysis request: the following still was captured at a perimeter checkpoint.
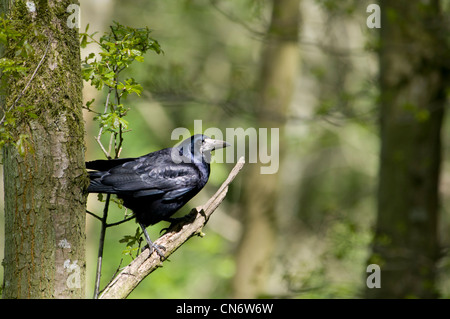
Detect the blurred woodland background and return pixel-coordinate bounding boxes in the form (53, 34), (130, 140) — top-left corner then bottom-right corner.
(2, 0), (450, 298)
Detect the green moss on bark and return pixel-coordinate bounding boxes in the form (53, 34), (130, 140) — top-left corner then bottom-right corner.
(3, 0), (87, 299)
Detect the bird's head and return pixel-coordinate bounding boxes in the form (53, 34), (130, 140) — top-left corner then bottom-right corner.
(174, 134), (229, 164)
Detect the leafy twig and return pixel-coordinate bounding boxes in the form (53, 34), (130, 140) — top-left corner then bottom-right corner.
(85, 22), (162, 299)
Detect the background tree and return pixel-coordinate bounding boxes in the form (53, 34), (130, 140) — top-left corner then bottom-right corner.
(367, 0), (450, 298)
(232, 0), (301, 298)
(1, 0), (86, 298)
(79, 0), (450, 299)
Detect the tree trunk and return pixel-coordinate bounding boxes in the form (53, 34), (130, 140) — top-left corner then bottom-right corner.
(232, 0), (300, 298)
(367, 0), (448, 298)
(2, 0), (87, 298)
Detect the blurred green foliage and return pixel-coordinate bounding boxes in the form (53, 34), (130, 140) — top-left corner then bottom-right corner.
(83, 2), (260, 298)
(82, 0), (380, 299)
(0, 0), (444, 299)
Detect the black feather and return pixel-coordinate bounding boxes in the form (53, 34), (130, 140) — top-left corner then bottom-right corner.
(87, 134), (227, 227)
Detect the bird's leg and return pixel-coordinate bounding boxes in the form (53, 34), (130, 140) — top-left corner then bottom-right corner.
(139, 223), (166, 259)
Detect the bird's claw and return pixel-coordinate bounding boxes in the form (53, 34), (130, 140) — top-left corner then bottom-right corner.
(143, 243), (166, 260)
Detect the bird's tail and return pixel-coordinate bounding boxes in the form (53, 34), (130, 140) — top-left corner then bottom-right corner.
(86, 157), (136, 171)
(87, 171), (115, 193)
(86, 157), (136, 193)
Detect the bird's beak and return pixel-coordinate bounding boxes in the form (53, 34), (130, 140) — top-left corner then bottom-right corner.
(202, 138), (230, 152)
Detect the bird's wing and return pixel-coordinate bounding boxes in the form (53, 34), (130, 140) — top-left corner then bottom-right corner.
(99, 152), (202, 200)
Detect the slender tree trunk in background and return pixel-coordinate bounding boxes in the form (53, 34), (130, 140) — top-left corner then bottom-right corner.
(232, 0), (300, 298)
(2, 0), (87, 298)
(367, 0), (449, 298)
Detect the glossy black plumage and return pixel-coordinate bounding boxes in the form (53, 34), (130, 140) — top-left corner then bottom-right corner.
(86, 134), (229, 256)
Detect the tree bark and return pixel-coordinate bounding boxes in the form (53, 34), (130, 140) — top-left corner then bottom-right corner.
(232, 0), (300, 298)
(367, 0), (449, 298)
(2, 0), (87, 298)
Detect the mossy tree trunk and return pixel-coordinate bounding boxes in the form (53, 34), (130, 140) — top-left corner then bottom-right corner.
(232, 0), (300, 298)
(2, 0), (87, 298)
(367, 0), (449, 298)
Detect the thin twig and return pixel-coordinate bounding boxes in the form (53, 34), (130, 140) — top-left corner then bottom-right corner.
(93, 194), (111, 299)
(0, 38), (51, 126)
(86, 210), (102, 222)
(87, 209), (135, 227)
(93, 63), (127, 297)
(113, 69), (123, 158)
(98, 258), (123, 297)
(107, 133), (114, 157)
(208, 0), (265, 37)
(90, 39), (140, 298)
(106, 215), (136, 227)
(95, 135), (111, 159)
(95, 87), (114, 159)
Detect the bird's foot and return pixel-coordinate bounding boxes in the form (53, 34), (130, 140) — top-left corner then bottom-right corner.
(143, 242), (166, 260)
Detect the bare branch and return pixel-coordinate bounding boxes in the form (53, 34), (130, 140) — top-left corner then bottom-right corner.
(94, 87), (114, 159)
(99, 157), (245, 299)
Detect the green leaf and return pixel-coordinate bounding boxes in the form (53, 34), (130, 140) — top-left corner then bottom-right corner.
(85, 98), (95, 109)
(27, 112), (38, 119)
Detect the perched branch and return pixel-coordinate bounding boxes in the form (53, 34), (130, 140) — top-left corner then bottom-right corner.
(99, 157), (245, 299)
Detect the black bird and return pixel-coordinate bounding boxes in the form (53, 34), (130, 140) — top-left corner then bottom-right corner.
(86, 134), (229, 257)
